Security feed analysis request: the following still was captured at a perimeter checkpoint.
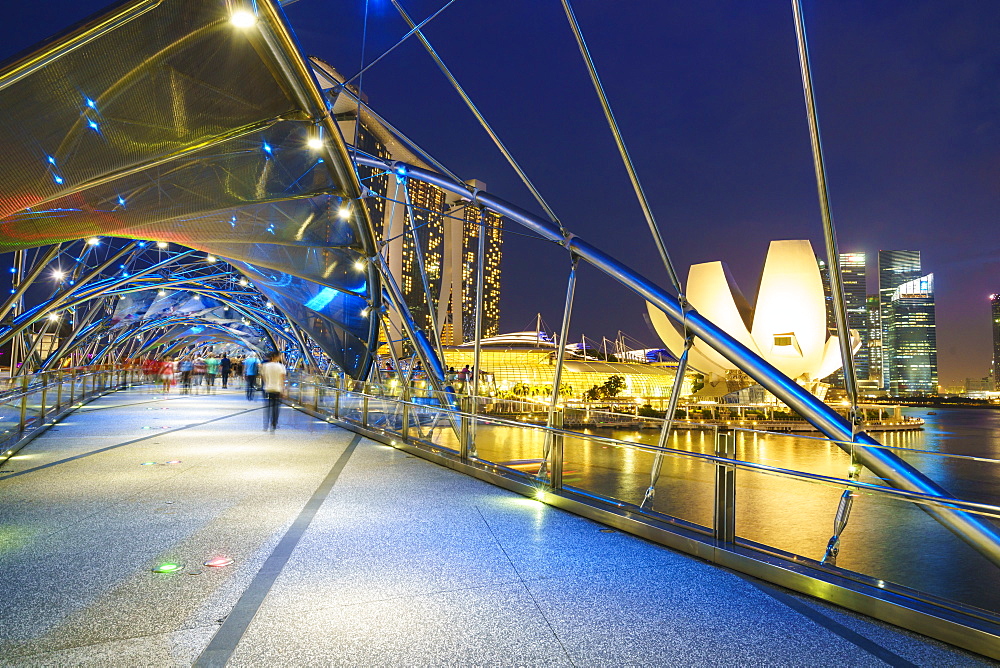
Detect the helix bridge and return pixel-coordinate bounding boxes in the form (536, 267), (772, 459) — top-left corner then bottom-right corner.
(1, 0), (998, 657)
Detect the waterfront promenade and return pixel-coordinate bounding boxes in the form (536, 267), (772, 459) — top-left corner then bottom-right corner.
(0, 388), (990, 666)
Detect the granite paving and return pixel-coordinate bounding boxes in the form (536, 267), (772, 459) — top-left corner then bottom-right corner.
(0, 387), (993, 667)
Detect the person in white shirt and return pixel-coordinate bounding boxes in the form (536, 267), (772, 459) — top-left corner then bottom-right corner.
(259, 352), (287, 431)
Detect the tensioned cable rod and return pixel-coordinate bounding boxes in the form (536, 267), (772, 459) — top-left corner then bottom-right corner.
(341, 0), (462, 86)
(559, 0), (683, 294)
(791, 0), (859, 422)
(389, 0), (567, 233)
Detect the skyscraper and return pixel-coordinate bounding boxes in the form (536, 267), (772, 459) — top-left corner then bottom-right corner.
(878, 250), (937, 395)
(991, 294), (1000, 390)
(817, 252), (869, 385)
(321, 59), (502, 351)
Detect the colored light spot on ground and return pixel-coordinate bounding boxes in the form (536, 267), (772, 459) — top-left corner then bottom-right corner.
(142, 426), (150, 429)
(152, 562), (183, 573)
(140, 462), (156, 466)
(204, 557), (234, 568)
(165, 460), (181, 465)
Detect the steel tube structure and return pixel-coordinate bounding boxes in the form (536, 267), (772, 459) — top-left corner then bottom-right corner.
(353, 152), (1000, 568)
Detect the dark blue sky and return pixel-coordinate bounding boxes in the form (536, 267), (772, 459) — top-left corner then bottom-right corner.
(2, 0), (997, 384)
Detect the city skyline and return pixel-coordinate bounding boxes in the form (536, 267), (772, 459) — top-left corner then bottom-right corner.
(1, 0), (996, 385)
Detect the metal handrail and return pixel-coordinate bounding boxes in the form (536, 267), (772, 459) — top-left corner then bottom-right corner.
(293, 377), (1000, 521)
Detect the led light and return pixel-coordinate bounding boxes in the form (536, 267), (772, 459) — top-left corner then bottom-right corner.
(53, 175), (64, 184)
(262, 142), (272, 154)
(118, 196), (126, 206)
(353, 261), (365, 271)
(337, 207), (351, 220)
(239, 279), (248, 286)
(158, 290), (166, 296)
(52, 270), (64, 280)
(85, 97), (96, 109)
(204, 557), (234, 568)
(206, 255), (217, 263)
(152, 562), (184, 574)
(306, 137), (324, 150)
(230, 10), (257, 28)
(48, 313), (60, 321)
(156, 241), (168, 249)
(360, 307), (369, 317)
(87, 237), (101, 245)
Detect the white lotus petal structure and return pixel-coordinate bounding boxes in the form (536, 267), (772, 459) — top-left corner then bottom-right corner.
(647, 240), (860, 384)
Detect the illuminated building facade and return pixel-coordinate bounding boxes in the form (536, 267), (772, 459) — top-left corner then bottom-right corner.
(991, 293), (1000, 389)
(878, 251), (937, 394)
(885, 273), (938, 395)
(819, 252), (870, 386)
(866, 294), (882, 387)
(323, 66), (502, 348)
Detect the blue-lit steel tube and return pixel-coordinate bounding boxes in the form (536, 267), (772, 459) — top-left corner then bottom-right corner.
(354, 152), (1000, 568)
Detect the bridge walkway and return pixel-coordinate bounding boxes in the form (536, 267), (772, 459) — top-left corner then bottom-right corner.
(0, 387), (988, 666)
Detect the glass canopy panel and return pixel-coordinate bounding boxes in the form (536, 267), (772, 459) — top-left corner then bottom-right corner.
(0, 0), (380, 378)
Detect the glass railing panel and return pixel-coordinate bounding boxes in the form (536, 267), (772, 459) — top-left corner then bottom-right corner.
(0, 397), (22, 440)
(468, 416), (546, 474)
(406, 401), (460, 453)
(338, 389), (364, 425)
(832, 492), (1000, 613)
(561, 434), (715, 530)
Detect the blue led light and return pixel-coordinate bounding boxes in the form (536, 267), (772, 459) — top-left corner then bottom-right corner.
(85, 97), (96, 109)
(317, 158), (324, 163)
(118, 196), (126, 207)
(53, 175), (64, 184)
(87, 120), (99, 131)
(8, 268), (15, 273)
(47, 155), (56, 165)
(305, 287), (339, 311)
(262, 142), (272, 154)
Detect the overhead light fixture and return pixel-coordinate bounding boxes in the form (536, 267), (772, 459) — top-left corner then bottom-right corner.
(337, 207), (351, 220)
(157, 241), (168, 249)
(86, 237), (101, 245)
(206, 255), (217, 263)
(230, 10), (257, 28)
(306, 136), (324, 150)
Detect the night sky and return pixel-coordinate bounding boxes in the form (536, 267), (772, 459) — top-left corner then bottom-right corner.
(2, 1), (997, 385)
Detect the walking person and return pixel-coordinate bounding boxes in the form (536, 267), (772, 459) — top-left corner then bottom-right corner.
(178, 357), (193, 394)
(159, 356), (174, 394)
(244, 351), (260, 400)
(260, 352), (287, 432)
(205, 354), (219, 393)
(193, 355), (206, 393)
(220, 354), (231, 389)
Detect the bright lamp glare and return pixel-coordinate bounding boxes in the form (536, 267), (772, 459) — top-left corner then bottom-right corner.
(52, 270), (64, 280)
(157, 241), (168, 249)
(338, 207), (351, 220)
(206, 255), (217, 263)
(86, 237), (101, 246)
(306, 137), (324, 150)
(353, 261), (365, 271)
(48, 313), (60, 321)
(230, 10), (257, 28)
(239, 279), (248, 286)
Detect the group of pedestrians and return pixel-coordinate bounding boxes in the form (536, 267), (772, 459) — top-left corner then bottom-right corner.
(150, 349), (288, 430)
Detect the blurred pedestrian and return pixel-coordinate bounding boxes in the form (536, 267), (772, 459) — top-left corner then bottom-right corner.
(244, 351), (260, 400)
(220, 354), (231, 389)
(260, 352), (287, 432)
(205, 354), (219, 393)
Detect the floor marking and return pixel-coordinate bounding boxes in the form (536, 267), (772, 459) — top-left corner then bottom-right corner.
(193, 434), (363, 668)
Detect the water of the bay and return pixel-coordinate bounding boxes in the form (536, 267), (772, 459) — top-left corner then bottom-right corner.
(448, 406), (1000, 614)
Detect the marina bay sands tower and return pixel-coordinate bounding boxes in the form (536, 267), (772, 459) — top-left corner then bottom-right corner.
(315, 59), (503, 348)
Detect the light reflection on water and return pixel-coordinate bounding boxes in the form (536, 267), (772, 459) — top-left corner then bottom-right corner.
(466, 407), (1000, 613)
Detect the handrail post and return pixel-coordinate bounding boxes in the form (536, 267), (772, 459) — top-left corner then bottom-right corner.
(362, 390), (370, 427)
(69, 368), (76, 405)
(18, 375), (28, 433)
(550, 408), (565, 491)
(56, 371), (63, 412)
(459, 396), (471, 461)
(38, 373), (48, 425)
(714, 428), (737, 544)
(402, 398), (410, 442)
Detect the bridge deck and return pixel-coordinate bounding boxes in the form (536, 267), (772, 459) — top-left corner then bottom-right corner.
(0, 387), (988, 666)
